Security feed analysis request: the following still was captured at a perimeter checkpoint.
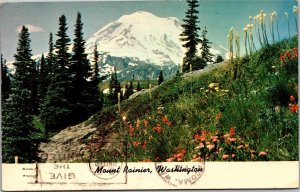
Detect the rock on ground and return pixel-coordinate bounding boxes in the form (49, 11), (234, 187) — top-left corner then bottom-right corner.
(38, 122), (97, 163)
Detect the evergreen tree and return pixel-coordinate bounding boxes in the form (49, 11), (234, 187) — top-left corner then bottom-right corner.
(38, 54), (48, 102)
(40, 15), (72, 133)
(129, 81), (134, 95)
(46, 32), (55, 76)
(92, 43), (99, 83)
(201, 27), (214, 63)
(180, 0), (201, 72)
(38, 33), (55, 108)
(147, 77), (150, 89)
(55, 15), (71, 70)
(137, 81), (142, 91)
(215, 55), (224, 63)
(2, 26), (40, 163)
(191, 56), (206, 70)
(124, 81), (134, 99)
(1, 54), (11, 101)
(70, 12), (91, 80)
(87, 43), (103, 115)
(158, 70), (164, 85)
(31, 60), (39, 114)
(70, 12), (92, 122)
(108, 71), (119, 104)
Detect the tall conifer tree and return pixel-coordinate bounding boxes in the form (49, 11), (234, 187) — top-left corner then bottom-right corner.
(70, 12), (91, 122)
(180, 0), (201, 72)
(38, 54), (47, 102)
(92, 43), (99, 83)
(46, 32), (55, 76)
(2, 26), (40, 163)
(137, 81), (141, 91)
(108, 71), (119, 104)
(201, 27), (214, 63)
(158, 70), (164, 85)
(40, 15), (72, 133)
(1, 54), (11, 101)
(87, 43), (103, 115)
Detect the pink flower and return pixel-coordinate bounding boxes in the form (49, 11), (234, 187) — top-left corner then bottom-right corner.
(199, 143), (205, 148)
(144, 120), (149, 127)
(136, 119), (140, 129)
(129, 124), (134, 135)
(194, 134), (201, 140)
(133, 141), (141, 147)
(207, 144), (215, 151)
(139, 159), (152, 162)
(166, 157), (174, 162)
(229, 138), (237, 142)
(222, 154), (229, 160)
(259, 151), (267, 156)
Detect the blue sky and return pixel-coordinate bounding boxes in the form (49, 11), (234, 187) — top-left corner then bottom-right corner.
(0, 0), (298, 61)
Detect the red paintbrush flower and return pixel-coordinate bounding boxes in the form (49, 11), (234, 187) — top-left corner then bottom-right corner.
(230, 127), (235, 135)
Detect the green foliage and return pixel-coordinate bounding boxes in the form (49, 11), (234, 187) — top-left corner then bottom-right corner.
(108, 71), (122, 104)
(70, 12), (91, 80)
(87, 43), (103, 117)
(33, 116), (45, 134)
(158, 70), (164, 85)
(201, 27), (214, 63)
(38, 54), (48, 102)
(123, 80), (134, 100)
(40, 15), (73, 134)
(39, 74), (72, 133)
(92, 43), (100, 83)
(94, 37), (298, 161)
(55, 15), (71, 69)
(137, 81), (142, 91)
(215, 55), (224, 63)
(124, 116), (192, 162)
(2, 26), (40, 163)
(180, 0), (201, 72)
(69, 12), (101, 123)
(1, 54), (11, 101)
(46, 32), (55, 75)
(192, 56), (206, 71)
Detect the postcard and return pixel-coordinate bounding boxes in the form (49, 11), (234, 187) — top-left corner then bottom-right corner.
(1, 0), (299, 190)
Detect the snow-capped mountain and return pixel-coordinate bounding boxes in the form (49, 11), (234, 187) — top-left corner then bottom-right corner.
(86, 11), (183, 67)
(84, 11), (227, 80)
(7, 11), (228, 80)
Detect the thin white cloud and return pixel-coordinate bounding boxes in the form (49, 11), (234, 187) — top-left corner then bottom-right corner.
(16, 24), (44, 33)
